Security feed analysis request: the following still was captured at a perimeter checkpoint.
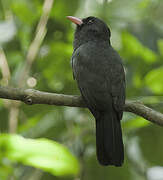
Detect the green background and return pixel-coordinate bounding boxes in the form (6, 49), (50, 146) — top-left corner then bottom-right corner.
(0, 0), (163, 179)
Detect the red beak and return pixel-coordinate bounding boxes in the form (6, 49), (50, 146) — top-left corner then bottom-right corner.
(67, 16), (83, 25)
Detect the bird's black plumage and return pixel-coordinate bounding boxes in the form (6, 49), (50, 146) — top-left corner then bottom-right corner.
(69, 16), (125, 166)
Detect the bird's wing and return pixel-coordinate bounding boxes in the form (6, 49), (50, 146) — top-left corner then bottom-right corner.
(107, 62), (126, 120)
(72, 49), (106, 117)
(72, 43), (125, 120)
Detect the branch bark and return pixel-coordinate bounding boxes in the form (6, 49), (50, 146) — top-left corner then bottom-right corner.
(0, 86), (163, 126)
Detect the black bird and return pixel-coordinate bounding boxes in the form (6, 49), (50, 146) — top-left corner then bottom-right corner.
(67, 16), (125, 166)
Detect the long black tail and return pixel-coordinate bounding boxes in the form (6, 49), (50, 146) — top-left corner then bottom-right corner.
(95, 111), (124, 166)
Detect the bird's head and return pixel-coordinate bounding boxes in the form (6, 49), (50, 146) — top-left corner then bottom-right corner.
(67, 16), (111, 49)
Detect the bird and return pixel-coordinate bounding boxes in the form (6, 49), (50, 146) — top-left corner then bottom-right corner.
(67, 16), (125, 166)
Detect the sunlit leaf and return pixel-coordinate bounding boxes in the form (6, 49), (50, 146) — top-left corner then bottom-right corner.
(144, 67), (163, 94)
(136, 96), (163, 105)
(121, 31), (158, 63)
(158, 39), (163, 56)
(133, 73), (142, 88)
(0, 134), (79, 176)
(123, 117), (150, 129)
(138, 0), (150, 9)
(11, 0), (40, 25)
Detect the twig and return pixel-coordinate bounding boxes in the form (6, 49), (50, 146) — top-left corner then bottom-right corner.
(0, 86), (163, 126)
(0, 48), (18, 133)
(0, 48), (11, 85)
(18, 0), (54, 86)
(8, 103), (20, 133)
(3, 0), (54, 133)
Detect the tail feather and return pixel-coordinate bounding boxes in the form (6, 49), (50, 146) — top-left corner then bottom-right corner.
(95, 111), (124, 166)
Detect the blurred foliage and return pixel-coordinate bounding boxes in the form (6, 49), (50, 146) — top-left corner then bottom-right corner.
(0, 0), (163, 179)
(0, 134), (79, 177)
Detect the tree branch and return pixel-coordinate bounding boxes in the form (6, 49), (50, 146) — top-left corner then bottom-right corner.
(0, 86), (163, 126)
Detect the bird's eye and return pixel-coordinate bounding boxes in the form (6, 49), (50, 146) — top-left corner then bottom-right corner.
(87, 19), (94, 25)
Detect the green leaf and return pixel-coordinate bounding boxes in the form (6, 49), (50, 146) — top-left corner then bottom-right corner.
(0, 134), (79, 176)
(158, 39), (163, 56)
(144, 66), (163, 94)
(123, 117), (150, 129)
(138, 0), (150, 9)
(133, 73), (142, 88)
(121, 31), (158, 63)
(11, 0), (40, 25)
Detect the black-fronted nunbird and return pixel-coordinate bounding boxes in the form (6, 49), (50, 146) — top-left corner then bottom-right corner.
(67, 16), (125, 166)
